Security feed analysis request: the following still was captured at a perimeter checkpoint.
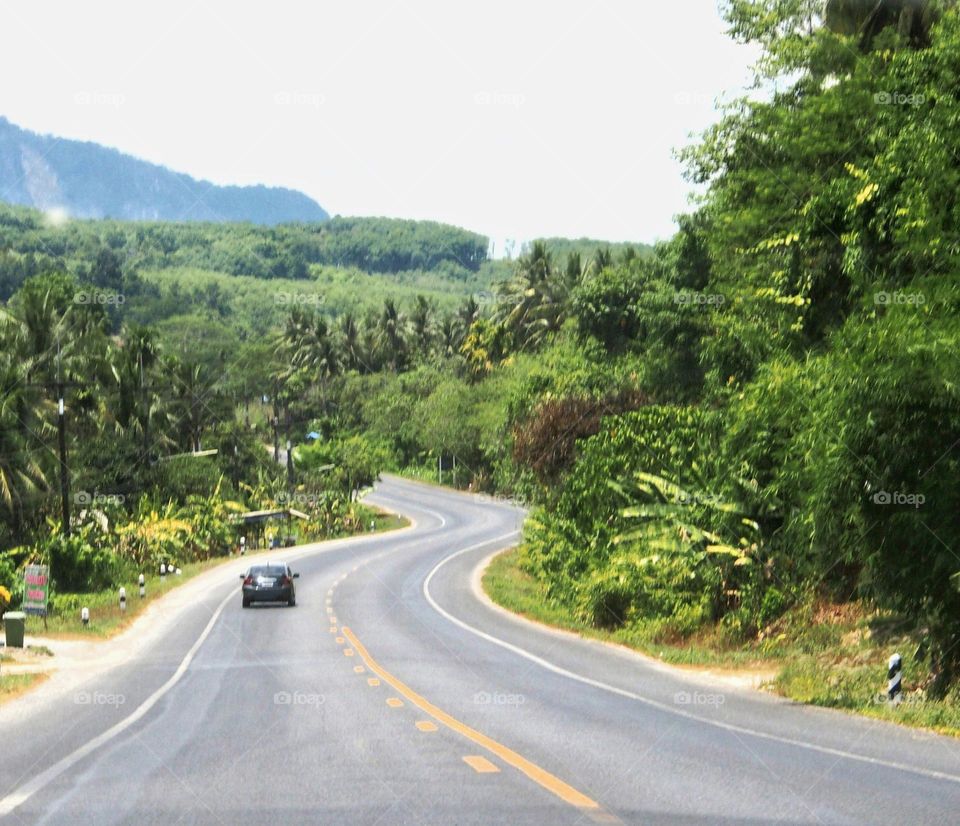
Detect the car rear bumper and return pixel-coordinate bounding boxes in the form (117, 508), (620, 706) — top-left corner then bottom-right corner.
(242, 586), (293, 602)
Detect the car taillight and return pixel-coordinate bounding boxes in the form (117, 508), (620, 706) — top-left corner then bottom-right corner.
(280, 575), (291, 586)
(243, 576), (254, 586)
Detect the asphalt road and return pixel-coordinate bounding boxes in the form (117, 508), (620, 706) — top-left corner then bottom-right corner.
(3, 475), (960, 824)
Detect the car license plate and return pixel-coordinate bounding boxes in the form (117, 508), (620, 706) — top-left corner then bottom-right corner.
(259, 578), (275, 587)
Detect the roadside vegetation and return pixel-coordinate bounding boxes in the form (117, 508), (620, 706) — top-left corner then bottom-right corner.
(0, 672), (46, 703)
(485, 549), (960, 737)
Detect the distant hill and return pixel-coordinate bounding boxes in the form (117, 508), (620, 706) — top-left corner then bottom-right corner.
(0, 117), (328, 225)
(533, 237), (656, 262)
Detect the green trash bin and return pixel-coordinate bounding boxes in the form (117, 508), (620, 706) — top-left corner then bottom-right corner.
(3, 611), (25, 648)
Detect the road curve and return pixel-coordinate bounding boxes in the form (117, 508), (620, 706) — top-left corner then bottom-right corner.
(2, 475), (960, 824)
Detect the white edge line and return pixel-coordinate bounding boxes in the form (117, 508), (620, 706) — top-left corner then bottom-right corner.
(0, 587), (237, 816)
(422, 539), (960, 787)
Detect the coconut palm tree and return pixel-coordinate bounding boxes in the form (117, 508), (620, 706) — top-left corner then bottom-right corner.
(437, 314), (461, 359)
(338, 312), (363, 372)
(494, 241), (578, 351)
(410, 295), (436, 361)
(456, 296), (481, 340)
(107, 325), (175, 468)
(281, 307), (342, 408)
(163, 356), (232, 453)
(0, 312), (50, 538)
(375, 299), (408, 372)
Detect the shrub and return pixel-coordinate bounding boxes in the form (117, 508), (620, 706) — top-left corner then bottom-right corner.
(36, 526), (122, 592)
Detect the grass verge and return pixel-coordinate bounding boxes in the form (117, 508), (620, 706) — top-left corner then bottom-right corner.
(0, 672), (47, 703)
(483, 547), (960, 737)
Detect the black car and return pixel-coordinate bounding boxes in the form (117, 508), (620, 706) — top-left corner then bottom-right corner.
(240, 563), (299, 607)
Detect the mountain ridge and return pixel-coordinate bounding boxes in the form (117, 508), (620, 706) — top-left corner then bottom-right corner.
(0, 117), (328, 225)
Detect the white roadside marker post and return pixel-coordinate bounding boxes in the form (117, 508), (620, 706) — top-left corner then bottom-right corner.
(138, 573), (145, 599)
(81, 606), (89, 627)
(160, 563), (167, 584)
(119, 586), (126, 615)
(888, 653), (903, 705)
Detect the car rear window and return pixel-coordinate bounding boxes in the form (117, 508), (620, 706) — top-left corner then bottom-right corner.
(248, 565), (287, 576)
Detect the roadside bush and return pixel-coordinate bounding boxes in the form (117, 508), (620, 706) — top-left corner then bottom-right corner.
(37, 525), (124, 592)
(522, 406), (723, 622)
(115, 500), (193, 569)
(0, 551), (18, 595)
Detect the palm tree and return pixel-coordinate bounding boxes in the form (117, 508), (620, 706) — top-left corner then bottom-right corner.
(0, 313), (50, 538)
(410, 295), (436, 360)
(375, 299), (408, 372)
(592, 247), (613, 275)
(457, 296), (480, 333)
(338, 312), (363, 372)
(163, 356), (231, 453)
(108, 325), (173, 466)
(495, 241), (575, 351)
(437, 314), (461, 359)
(281, 307), (342, 408)
(359, 311), (381, 373)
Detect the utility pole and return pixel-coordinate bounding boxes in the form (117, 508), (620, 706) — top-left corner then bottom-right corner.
(56, 341), (70, 537)
(286, 438), (294, 490)
(271, 389), (280, 463)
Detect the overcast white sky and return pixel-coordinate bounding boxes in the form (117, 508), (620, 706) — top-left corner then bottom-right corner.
(0, 1), (758, 248)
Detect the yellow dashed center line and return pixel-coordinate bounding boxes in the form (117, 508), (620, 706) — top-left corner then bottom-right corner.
(464, 755), (500, 774)
(416, 721), (438, 732)
(336, 637), (345, 645)
(386, 698), (404, 708)
(329, 626), (338, 633)
(343, 649), (354, 657)
(341, 626), (606, 816)
(354, 666), (365, 674)
(368, 678), (381, 687)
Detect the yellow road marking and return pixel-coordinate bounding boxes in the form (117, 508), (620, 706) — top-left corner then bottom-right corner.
(416, 721), (438, 732)
(368, 678), (380, 686)
(464, 755), (500, 774)
(336, 637), (345, 644)
(386, 697), (404, 708)
(342, 626), (604, 814)
(329, 626), (337, 633)
(343, 648), (354, 657)
(330, 617), (338, 624)
(326, 607), (333, 614)
(354, 666), (365, 673)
